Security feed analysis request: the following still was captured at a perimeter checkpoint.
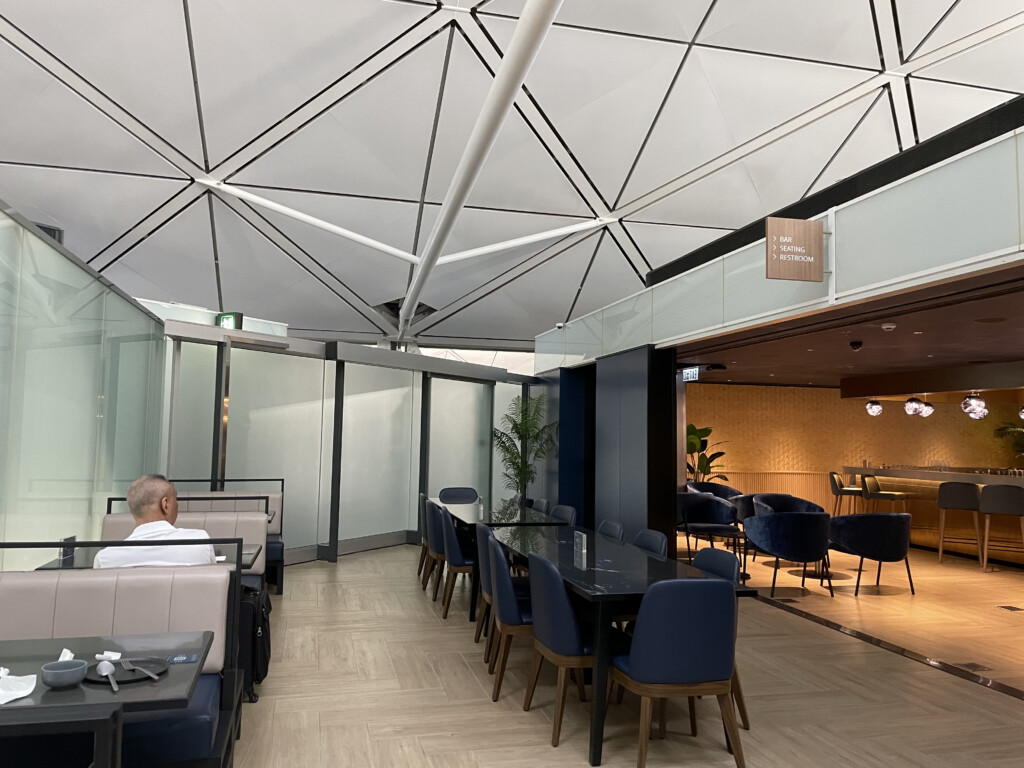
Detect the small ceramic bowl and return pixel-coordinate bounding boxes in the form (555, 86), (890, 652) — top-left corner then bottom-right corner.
(40, 659), (88, 688)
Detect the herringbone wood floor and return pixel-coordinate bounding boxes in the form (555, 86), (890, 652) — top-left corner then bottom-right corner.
(236, 545), (1024, 767)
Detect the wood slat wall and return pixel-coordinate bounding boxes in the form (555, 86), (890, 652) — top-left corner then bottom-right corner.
(724, 471), (832, 510)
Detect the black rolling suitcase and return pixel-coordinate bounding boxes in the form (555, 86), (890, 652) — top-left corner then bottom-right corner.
(239, 584), (272, 702)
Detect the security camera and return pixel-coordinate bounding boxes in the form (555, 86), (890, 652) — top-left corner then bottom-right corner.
(850, 340), (863, 351)
(555, 323), (565, 329)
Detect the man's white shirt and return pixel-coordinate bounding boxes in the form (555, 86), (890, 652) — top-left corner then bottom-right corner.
(94, 521), (217, 568)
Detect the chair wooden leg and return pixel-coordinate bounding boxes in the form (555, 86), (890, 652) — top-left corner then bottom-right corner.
(574, 668), (587, 703)
(657, 698), (667, 739)
(732, 668), (750, 730)
(905, 556), (915, 595)
(421, 557), (434, 590)
(432, 562), (444, 601)
(553, 666), (570, 747)
(474, 602), (488, 643)
(937, 508), (946, 563)
(487, 625), (501, 673)
(832, 495), (839, 515)
(441, 570), (457, 618)
(523, 651), (543, 712)
(417, 543), (428, 575)
(717, 692), (746, 768)
(972, 511), (982, 565)
(770, 557), (779, 597)
(801, 561), (807, 589)
(688, 696), (697, 736)
(637, 696), (653, 768)
(983, 514), (992, 571)
(876, 560), (882, 587)
(491, 633), (514, 701)
(855, 556), (863, 596)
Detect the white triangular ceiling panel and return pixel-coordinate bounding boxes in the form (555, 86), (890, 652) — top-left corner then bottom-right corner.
(484, 18), (684, 204)
(622, 47), (872, 203)
(904, 0), (1024, 60)
(700, 0), (881, 69)
(103, 196), (220, 309)
(189, 0), (435, 167)
(212, 198), (379, 333)
(481, 0), (708, 44)
(418, 205), (589, 309)
(894, 0), (959, 61)
(624, 222), (730, 270)
(0, 39), (181, 176)
(232, 31), (448, 199)
(917, 25), (1024, 95)
(423, 234), (604, 340)
(425, 33), (591, 216)
(908, 78), (1016, 142)
(0, 165), (187, 261)
(569, 236), (645, 320)
(244, 187), (417, 306)
(808, 94), (899, 194)
(2, 0), (204, 165)
(633, 163), (767, 230)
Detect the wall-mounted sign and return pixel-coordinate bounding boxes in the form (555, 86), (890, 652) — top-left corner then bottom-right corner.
(681, 366), (700, 382)
(766, 217), (823, 282)
(216, 312), (244, 330)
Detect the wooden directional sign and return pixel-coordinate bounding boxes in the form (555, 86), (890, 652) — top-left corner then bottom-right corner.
(766, 217), (823, 282)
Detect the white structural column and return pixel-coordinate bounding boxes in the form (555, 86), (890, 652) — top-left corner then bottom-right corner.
(397, 0), (565, 339)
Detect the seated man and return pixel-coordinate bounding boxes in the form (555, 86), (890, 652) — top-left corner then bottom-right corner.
(95, 474), (216, 568)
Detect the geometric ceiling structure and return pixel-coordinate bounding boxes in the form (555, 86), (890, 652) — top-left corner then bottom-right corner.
(1, 1), (1023, 350)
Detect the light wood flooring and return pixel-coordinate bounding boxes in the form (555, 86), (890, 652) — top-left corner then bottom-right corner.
(721, 535), (1024, 690)
(237, 544), (1024, 767)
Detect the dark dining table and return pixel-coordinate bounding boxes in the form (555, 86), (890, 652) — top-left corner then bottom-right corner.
(0, 631), (213, 768)
(433, 498), (562, 622)
(493, 525), (754, 766)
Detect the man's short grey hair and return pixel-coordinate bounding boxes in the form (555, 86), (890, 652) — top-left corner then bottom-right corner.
(126, 474), (175, 518)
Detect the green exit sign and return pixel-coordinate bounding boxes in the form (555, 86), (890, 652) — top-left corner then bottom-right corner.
(216, 312), (243, 330)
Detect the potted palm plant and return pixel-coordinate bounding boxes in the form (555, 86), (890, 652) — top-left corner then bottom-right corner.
(492, 394), (557, 498)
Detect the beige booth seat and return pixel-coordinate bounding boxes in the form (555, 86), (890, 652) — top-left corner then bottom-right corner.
(0, 565), (229, 674)
(177, 491), (282, 536)
(101, 511), (267, 576)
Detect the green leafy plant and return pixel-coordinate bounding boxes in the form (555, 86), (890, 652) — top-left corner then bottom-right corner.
(492, 394), (558, 495)
(994, 422), (1024, 462)
(686, 423), (728, 483)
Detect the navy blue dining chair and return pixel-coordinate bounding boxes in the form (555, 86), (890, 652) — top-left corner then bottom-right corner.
(829, 513), (914, 596)
(421, 500), (446, 599)
(523, 553), (594, 747)
(744, 511), (833, 598)
(632, 529), (667, 557)
(439, 486), (479, 504)
(475, 524), (529, 663)
(610, 578), (744, 768)
(488, 535), (534, 701)
(439, 509), (475, 619)
(676, 492), (741, 561)
(550, 505), (577, 526)
(691, 548), (750, 731)
(597, 519), (625, 543)
(532, 498), (551, 514)
(753, 493), (825, 515)
(416, 492), (429, 576)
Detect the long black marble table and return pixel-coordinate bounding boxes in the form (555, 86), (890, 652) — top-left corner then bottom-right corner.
(432, 498), (561, 622)
(493, 525), (753, 766)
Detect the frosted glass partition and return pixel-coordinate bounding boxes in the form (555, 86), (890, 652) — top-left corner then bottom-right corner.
(0, 210), (164, 570)
(564, 312), (603, 366)
(339, 364), (419, 540)
(835, 135), (1020, 295)
(491, 382), (522, 506)
(225, 349), (330, 552)
(534, 328), (565, 372)
(652, 258), (725, 341)
(602, 290), (653, 355)
(724, 236), (829, 323)
(428, 377), (492, 505)
(169, 342), (218, 480)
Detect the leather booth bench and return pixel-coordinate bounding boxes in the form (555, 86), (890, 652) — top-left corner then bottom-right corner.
(0, 564), (241, 767)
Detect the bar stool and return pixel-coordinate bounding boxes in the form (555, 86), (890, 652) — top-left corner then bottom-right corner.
(936, 482), (981, 564)
(828, 472), (861, 515)
(979, 484), (1024, 572)
(861, 475), (907, 513)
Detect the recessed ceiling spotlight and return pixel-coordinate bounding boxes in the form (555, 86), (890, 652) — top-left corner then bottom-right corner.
(866, 400), (883, 416)
(913, 331), (923, 335)
(880, 322), (897, 332)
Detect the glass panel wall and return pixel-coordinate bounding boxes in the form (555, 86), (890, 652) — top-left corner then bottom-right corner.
(491, 382), (521, 506)
(428, 377), (492, 505)
(339, 363), (419, 540)
(168, 341), (218, 481)
(0, 210), (164, 570)
(225, 349), (330, 553)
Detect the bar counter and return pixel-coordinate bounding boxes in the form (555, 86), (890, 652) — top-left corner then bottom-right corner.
(841, 466), (1024, 566)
